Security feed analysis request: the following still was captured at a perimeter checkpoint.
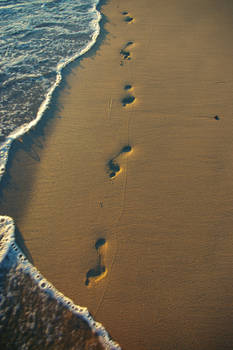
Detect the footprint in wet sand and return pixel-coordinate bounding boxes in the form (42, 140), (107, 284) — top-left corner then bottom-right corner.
(120, 49), (130, 61)
(124, 84), (132, 91)
(122, 83), (136, 107)
(121, 11), (134, 23)
(108, 159), (121, 178)
(107, 144), (133, 178)
(121, 95), (135, 107)
(120, 41), (134, 66)
(120, 145), (132, 153)
(85, 238), (107, 286)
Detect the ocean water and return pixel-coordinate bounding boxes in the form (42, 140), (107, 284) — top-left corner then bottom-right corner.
(0, 0), (121, 348)
(0, 0), (99, 139)
(0, 0), (101, 178)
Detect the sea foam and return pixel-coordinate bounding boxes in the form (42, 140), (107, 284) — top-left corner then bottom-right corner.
(0, 0), (101, 182)
(0, 216), (121, 349)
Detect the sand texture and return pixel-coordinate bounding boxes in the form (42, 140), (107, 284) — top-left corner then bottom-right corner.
(1, 0), (233, 349)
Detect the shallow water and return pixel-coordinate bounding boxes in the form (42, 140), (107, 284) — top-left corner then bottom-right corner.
(0, 0), (100, 139)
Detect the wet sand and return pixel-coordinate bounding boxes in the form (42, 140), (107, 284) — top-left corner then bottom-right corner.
(1, 0), (233, 349)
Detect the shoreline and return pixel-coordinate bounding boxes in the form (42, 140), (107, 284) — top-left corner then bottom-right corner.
(1, 0), (233, 349)
(0, 215), (120, 349)
(0, 0), (105, 185)
(0, 0), (108, 240)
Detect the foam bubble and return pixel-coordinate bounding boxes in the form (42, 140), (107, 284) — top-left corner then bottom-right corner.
(39, 279), (47, 290)
(64, 297), (73, 306)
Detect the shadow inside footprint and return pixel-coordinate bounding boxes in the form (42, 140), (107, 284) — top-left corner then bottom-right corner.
(124, 84), (132, 90)
(122, 11), (134, 23)
(120, 49), (131, 60)
(120, 42), (134, 66)
(95, 238), (106, 249)
(120, 145), (132, 153)
(108, 159), (120, 178)
(85, 238), (107, 286)
(107, 145), (133, 177)
(122, 95), (135, 106)
(126, 41), (134, 47)
(124, 16), (134, 22)
(85, 266), (106, 286)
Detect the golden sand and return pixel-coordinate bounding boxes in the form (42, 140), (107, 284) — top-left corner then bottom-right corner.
(1, 0), (233, 349)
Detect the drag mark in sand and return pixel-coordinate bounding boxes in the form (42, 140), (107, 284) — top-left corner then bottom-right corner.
(108, 97), (113, 119)
(85, 239), (107, 286)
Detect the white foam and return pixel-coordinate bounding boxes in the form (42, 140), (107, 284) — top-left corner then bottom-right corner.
(0, 215), (121, 349)
(0, 2), (101, 184)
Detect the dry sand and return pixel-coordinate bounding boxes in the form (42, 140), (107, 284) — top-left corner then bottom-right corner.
(1, 0), (233, 349)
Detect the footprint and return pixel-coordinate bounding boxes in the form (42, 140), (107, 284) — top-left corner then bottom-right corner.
(108, 159), (120, 178)
(124, 84), (132, 91)
(122, 82), (136, 106)
(121, 11), (134, 23)
(107, 145), (133, 178)
(124, 16), (134, 23)
(85, 238), (107, 286)
(126, 41), (134, 47)
(120, 145), (132, 153)
(120, 49), (131, 61)
(120, 41), (134, 66)
(121, 95), (135, 107)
